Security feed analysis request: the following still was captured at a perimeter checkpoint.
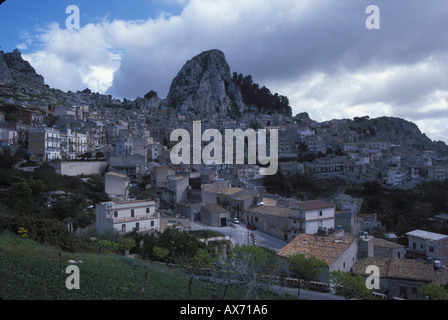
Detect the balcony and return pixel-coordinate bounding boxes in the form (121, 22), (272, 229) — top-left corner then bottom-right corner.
(116, 226), (157, 235)
(111, 214), (157, 223)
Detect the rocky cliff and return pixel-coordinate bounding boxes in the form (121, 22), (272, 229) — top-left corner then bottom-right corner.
(0, 49), (126, 108)
(162, 49), (246, 115)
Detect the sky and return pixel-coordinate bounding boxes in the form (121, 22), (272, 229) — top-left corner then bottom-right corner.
(1, 0), (448, 143)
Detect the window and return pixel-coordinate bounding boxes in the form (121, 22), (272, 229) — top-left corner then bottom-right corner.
(151, 221), (154, 227)
(429, 246), (434, 253)
(146, 208), (150, 213)
(131, 209), (135, 218)
(135, 223), (140, 231)
(122, 224), (126, 233)
(319, 210), (323, 216)
(114, 211), (118, 217)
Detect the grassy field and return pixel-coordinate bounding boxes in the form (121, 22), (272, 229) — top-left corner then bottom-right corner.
(0, 231), (295, 300)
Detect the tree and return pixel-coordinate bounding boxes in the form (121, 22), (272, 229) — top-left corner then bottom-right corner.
(329, 270), (374, 300)
(287, 254), (327, 283)
(223, 245), (280, 299)
(153, 246), (170, 262)
(420, 283), (448, 300)
(174, 247), (219, 296)
(118, 237), (136, 256)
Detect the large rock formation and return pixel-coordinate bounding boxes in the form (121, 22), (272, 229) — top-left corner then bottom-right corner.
(0, 51), (14, 86)
(1, 49), (45, 86)
(162, 49), (246, 115)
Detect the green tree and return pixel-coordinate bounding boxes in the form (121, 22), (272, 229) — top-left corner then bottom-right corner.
(225, 245), (280, 299)
(118, 237), (136, 256)
(98, 239), (120, 254)
(329, 270), (374, 300)
(420, 283), (448, 300)
(287, 254), (327, 283)
(153, 246), (170, 262)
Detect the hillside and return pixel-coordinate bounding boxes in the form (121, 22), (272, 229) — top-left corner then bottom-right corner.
(347, 116), (448, 156)
(0, 231), (290, 300)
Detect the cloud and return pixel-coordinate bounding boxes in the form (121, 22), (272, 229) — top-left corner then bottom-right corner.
(20, 0), (448, 143)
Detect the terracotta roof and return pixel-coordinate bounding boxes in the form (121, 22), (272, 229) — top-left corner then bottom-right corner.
(352, 257), (436, 282)
(232, 194), (256, 201)
(293, 200), (334, 211)
(277, 233), (356, 266)
(373, 237), (404, 249)
(202, 185), (243, 195)
(202, 204), (229, 214)
(247, 205), (292, 218)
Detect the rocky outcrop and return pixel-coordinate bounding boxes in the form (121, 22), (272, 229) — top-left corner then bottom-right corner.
(162, 49), (246, 115)
(0, 51), (14, 86)
(1, 49), (45, 86)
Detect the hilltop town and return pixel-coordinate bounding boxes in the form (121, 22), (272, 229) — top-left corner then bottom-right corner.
(1, 49), (448, 300)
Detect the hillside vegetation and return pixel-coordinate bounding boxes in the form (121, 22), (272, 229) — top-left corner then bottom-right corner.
(0, 231), (293, 300)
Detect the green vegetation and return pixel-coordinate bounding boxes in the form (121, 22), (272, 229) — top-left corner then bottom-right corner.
(232, 73), (292, 116)
(0, 149), (109, 240)
(263, 171), (340, 200)
(420, 283), (448, 300)
(329, 270), (374, 300)
(287, 254), (327, 283)
(346, 180), (448, 238)
(0, 231), (293, 300)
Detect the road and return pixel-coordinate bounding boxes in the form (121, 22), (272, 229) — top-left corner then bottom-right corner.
(270, 285), (347, 300)
(188, 220), (288, 252)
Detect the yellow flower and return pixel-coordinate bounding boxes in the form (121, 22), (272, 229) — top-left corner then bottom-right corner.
(18, 227), (29, 238)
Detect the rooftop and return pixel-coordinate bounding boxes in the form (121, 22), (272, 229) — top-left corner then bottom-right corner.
(232, 194), (256, 201)
(373, 237), (404, 249)
(406, 230), (448, 241)
(202, 185), (243, 196)
(352, 257), (447, 283)
(202, 204), (229, 214)
(277, 233), (356, 266)
(292, 200), (334, 211)
(247, 205), (292, 218)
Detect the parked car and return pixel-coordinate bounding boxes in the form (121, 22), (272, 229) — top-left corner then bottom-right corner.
(247, 223), (256, 230)
(233, 217), (240, 224)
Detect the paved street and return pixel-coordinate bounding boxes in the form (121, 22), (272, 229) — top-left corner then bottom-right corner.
(187, 220), (288, 252)
(270, 285), (346, 300)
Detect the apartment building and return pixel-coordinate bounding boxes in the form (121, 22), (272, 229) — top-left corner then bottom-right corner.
(406, 230), (448, 266)
(291, 200), (335, 235)
(60, 128), (87, 159)
(96, 200), (159, 235)
(28, 127), (60, 161)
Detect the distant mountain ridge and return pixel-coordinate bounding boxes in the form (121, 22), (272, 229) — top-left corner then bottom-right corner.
(347, 116), (448, 156)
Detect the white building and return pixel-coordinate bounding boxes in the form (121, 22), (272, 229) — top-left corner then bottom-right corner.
(96, 200), (159, 235)
(60, 129), (87, 159)
(291, 200), (335, 235)
(406, 230), (448, 266)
